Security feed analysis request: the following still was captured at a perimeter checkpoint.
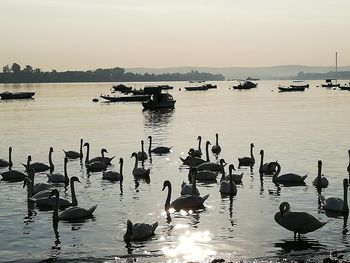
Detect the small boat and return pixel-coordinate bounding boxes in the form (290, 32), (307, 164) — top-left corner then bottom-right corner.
(184, 84), (216, 91)
(290, 81), (309, 88)
(145, 85), (173, 90)
(278, 85), (305, 92)
(112, 84), (132, 93)
(142, 87), (176, 110)
(233, 80), (258, 89)
(339, 83), (350, 91)
(100, 94), (150, 102)
(321, 79), (340, 88)
(0, 91), (35, 100)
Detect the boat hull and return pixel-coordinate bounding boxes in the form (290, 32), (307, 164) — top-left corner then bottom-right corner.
(100, 95), (150, 102)
(0, 92), (35, 100)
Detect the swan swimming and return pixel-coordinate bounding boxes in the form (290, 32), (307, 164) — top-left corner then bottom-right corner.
(102, 158), (123, 181)
(123, 219), (158, 244)
(22, 148), (54, 173)
(321, 178), (349, 214)
(259, 149), (278, 175)
(64, 138), (83, 159)
(83, 142), (114, 165)
(148, 136), (172, 154)
(0, 147), (12, 168)
(137, 140), (148, 161)
(312, 160), (329, 188)
(131, 152), (150, 178)
(219, 167), (237, 196)
(211, 133), (221, 155)
(196, 141), (223, 172)
(47, 157), (69, 185)
(272, 163), (307, 186)
(181, 168), (200, 196)
(238, 143), (255, 167)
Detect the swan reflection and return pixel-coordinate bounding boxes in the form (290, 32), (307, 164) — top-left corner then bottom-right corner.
(274, 237), (326, 255)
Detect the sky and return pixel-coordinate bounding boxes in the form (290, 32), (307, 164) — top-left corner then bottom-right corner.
(0, 0), (349, 71)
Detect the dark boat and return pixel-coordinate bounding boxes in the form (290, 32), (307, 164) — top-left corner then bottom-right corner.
(130, 89), (146, 95)
(233, 80), (258, 89)
(145, 85), (174, 90)
(0, 91), (35, 100)
(278, 85), (305, 92)
(339, 83), (350, 90)
(100, 94), (150, 102)
(321, 79), (340, 88)
(142, 87), (176, 110)
(112, 84), (132, 93)
(290, 81), (309, 88)
(184, 84), (216, 91)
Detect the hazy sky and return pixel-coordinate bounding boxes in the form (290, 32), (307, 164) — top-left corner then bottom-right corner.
(1, 0), (349, 70)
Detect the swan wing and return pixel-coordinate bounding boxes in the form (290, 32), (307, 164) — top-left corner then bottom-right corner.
(1, 170), (26, 181)
(323, 197), (344, 212)
(47, 173), (65, 182)
(64, 150), (80, 159)
(59, 205), (96, 220)
(197, 162), (221, 172)
(171, 195), (207, 211)
(151, 146), (172, 154)
(103, 171), (121, 181)
(132, 222), (158, 240)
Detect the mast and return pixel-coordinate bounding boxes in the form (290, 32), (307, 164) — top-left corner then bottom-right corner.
(335, 52), (338, 83)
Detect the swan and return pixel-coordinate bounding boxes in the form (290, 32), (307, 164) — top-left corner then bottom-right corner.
(211, 133), (222, 155)
(27, 168), (50, 194)
(102, 158), (123, 181)
(272, 163), (307, 186)
(274, 202), (327, 240)
(196, 160), (225, 182)
(22, 147), (54, 173)
(196, 141), (223, 172)
(0, 147), (12, 168)
(188, 136), (202, 157)
(347, 149), (350, 175)
(123, 219), (158, 244)
(162, 180), (209, 211)
(1, 149), (26, 182)
(181, 168), (200, 196)
(50, 189), (97, 221)
(23, 176), (51, 200)
(131, 152), (150, 178)
(238, 143), (255, 167)
(47, 157), (69, 185)
(34, 176), (79, 208)
(321, 178), (349, 213)
(222, 164), (243, 184)
(64, 138), (83, 159)
(148, 136), (172, 154)
(259, 149), (278, 175)
(180, 148), (206, 166)
(312, 160), (329, 188)
(220, 167), (237, 196)
(83, 142), (114, 165)
(137, 140), (148, 161)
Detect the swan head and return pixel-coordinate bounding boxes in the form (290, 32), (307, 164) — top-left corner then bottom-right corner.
(219, 159), (226, 166)
(141, 140), (144, 146)
(251, 143), (254, 148)
(162, 180), (171, 191)
(49, 189), (59, 199)
(318, 160), (322, 167)
(28, 155), (32, 162)
(279, 202), (290, 218)
(131, 152), (137, 158)
(344, 178), (349, 188)
(50, 147), (54, 153)
(83, 142), (89, 147)
(126, 220), (133, 235)
(197, 136), (201, 141)
(101, 148), (108, 154)
(188, 148), (195, 157)
(229, 164), (235, 172)
(259, 149), (264, 155)
(9, 147), (12, 153)
(70, 176), (81, 184)
(119, 158), (123, 164)
(148, 135), (152, 140)
(206, 141), (211, 146)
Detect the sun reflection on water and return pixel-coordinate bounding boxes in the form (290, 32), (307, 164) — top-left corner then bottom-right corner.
(162, 230), (216, 262)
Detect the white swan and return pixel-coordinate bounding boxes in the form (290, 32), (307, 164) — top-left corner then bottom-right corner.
(64, 138), (83, 159)
(148, 136), (172, 154)
(259, 149), (278, 175)
(163, 180), (209, 211)
(102, 158), (123, 181)
(34, 176), (79, 208)
(275, 202), (327, 240)
(47, 157), (69, 185)
(50, 189), (97, 221)
(238, 143), (255, 167)
(83, 142), (114, 165)
(321, 178), (349, 213)
(181, 168), (200, 196)
(123, 219), (158, 244)
(272, 163), (307, 186)
(0, 147), (12, 168)
(137, 140), (148, 161)
(312, 160), (329, 188)
(22, 147), (54, 173)
(211, 133), (221, 155)
(131, 152), (150, 178)
(220, 168), (237, 196)
(196, 141), (223, 172)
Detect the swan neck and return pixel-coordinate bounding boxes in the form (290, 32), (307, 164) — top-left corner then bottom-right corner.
(85, 144), (90, 164)
(53, 193), (59, 221)
(206, 142), (210, 162)
(120, 161), (123, 178)
(49, 149), (54, 171)
(148, 137), (152, 154)
(27, 180), (33, 200)
(198, 137), (202, 151)
(317, 164), (322, 180)
(64, 160), (68, 183)
(71, 181), (78, 206)
(344, 183), (348, 212)
(250, 145), (254, 160)
(215, 134), (219, 146)
(273, 163), (281, 180)
(26, 157), (31, 171)
(133, 155), (138, 170)
(165, 184), (171, 209)
(259, 152), (264, 174)
(9, 148), (13, 169)
(79, 140), (83, 157)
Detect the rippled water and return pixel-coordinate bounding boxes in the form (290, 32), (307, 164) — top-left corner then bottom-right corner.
(1, 81), (350, 262)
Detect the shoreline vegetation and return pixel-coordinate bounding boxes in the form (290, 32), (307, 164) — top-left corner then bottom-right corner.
(0, 63), (224, 84)
(1, 63), (350, 84)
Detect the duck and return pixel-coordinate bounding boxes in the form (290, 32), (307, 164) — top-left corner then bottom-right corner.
(102, 158), (123, 181)
(188, 135), (202, 157)
(211, 133), (222, 155)
(162, 180), (209, 211)
(22, 147), (54, 173)
(1, 149), (26, 182)
(64, 139), (83, 159)
(219, 168), (237, 196)
(321, 178), (349, 214)
(238, 143), (255, 167)
(131, 152), (150, 178)
(50, 189), (97, 221)
(259, 149), (278, 175)
(0, 147), (12, 168)
(181, 168), (200, 196)
(147, 136), (172, 154)
(83, 142), (114, 165)
(34, 176), (80, 208)
(137, 140), (148, 161)
(123, 219), (158, 244)
(347, 149), (350, 175)
(47, 157), (69, 185)
(274, 202), (327, 240)
(222, 164), (243, 184)
(196, 141), (223, 172)
(312, 160), (329, 188)
(272, 163), (307, 186)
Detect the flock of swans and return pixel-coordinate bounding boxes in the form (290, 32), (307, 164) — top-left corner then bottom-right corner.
(1, 133), (350, 249)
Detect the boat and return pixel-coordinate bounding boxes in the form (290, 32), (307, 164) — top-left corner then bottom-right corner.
(321, 79), (340, 88)
(100, 94), (150, 102)
(184, 84), (216, 91)
(142, 87), (176, 110)
(233, 80), (258, 89)
(278, 85), (305, 92)
(0, 91), (35, 100)
(339, 83), (350, 90)
(145, 85), (173, 90)
(290, 81), (309, 88)
(130, 89), (146, 95)
(112, 84), (132, 93)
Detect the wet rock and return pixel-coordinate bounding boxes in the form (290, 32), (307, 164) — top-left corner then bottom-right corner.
(211, 259), (225, 263)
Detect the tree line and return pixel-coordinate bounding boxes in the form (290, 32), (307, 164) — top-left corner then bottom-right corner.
(0, 63), (225, 83)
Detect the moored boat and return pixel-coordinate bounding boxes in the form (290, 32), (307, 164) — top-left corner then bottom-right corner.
(233, 80), (258, 89)
(184, 83), (216, 91)
(278, 85), (305, 92)
(0, 91), (35, 100)
(321, 79), (340, 88)
(142, 86), (176, 110)
(290, 81), (309, 88)
(100, 94), (150, 102)
(145, 85), (173, 90)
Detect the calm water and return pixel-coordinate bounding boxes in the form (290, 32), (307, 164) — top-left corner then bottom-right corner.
(1, 81), (350, 262)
